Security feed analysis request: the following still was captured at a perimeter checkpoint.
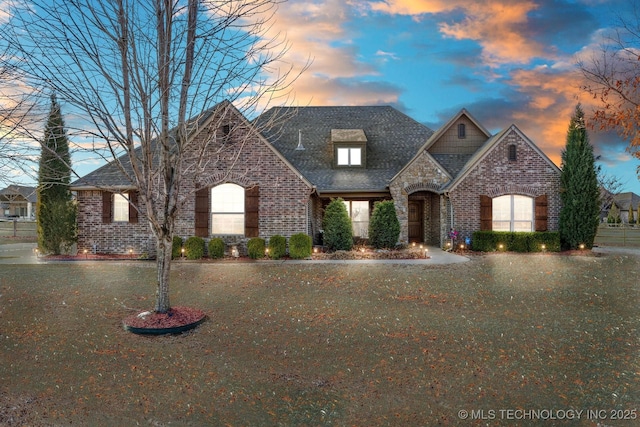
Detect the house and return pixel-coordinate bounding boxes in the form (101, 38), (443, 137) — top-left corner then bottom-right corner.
(70, 102), (561, 255)
(604, 192), (640, 223)
(0, 185), (37, 219)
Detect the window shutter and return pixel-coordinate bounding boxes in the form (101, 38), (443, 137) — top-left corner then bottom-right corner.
(480, 195), (492, 231)
(102, 192), (112, 224)
(245, 186), (259, 237)
(195, 188), (210, 237)
(128, 191), (138, 223)
(535, 194), (548, 231)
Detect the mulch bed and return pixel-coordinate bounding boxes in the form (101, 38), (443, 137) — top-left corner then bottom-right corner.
(122, 306), (207, 333)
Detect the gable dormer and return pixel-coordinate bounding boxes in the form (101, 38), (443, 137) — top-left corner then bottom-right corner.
(332, 129), (367, 168)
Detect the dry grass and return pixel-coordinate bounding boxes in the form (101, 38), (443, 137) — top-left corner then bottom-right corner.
(1, 252), (639, 425)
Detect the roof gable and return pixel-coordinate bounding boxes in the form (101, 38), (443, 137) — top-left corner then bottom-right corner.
(445, 124), (561, 192)
(71, 101), (310, 190)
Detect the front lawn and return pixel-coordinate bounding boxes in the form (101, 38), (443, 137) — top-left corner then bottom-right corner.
(1, 253), (638, 425)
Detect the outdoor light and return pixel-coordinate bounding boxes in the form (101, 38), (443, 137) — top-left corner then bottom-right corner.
(129, 249), (133, 255)
(360, 247), (365, 253)
(460, 244), (465, 250)
(83, 249), (88, 259)
(541, 244), (546, 250)
(313, 247), (318, 253)
(181, 247), (185, 257)
(265, 248), (270, 255)
(419, 244), (423, 249)
(424, 248), (429, 258)
(498, 244), (504, 250)
(446, 242), (451, 247)
(579, 243), (585, 250)
(412, 242), (415, 247)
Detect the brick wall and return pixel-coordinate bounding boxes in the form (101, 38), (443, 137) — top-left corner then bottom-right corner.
(76, 106), (312, 256)
(449, 128), (561, 241)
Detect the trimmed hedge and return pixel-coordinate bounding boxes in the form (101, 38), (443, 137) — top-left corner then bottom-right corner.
(472, 231), (561, 252)
(289, 233), (312, 259)
(208, 238), (225, 259)
(172, 236), (184, 259)
(268, 235), (287, 260)
(247, 237), (266, 259)
(184, 236), (206, 260)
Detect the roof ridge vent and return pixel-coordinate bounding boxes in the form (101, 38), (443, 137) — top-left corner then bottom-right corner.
(296, 129), (305, 150)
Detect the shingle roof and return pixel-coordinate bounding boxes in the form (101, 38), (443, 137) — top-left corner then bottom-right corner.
(0, 185), (37, 202)
(255, 106), (434, 193)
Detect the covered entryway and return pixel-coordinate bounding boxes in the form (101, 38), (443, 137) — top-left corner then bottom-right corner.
(408, 191), (441, 245)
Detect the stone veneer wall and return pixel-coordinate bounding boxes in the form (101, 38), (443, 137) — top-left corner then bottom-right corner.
(449, 128), (561, 242)
(76, 107), (312, 256)
(389, 150), (451, 245)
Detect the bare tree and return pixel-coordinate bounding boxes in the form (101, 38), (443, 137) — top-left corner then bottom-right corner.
(0, 0), (303, 312)
(578, 1), (640, 177)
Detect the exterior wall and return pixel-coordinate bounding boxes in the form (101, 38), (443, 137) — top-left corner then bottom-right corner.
(76, 190), (154, 255)
(389, 151), (451, 245)
(77, 108), (312, 256)
(428, 116), (486, 155)
(449, 129), (561, 242)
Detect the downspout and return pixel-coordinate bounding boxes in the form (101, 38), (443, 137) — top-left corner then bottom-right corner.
(444, 191), (453, 247)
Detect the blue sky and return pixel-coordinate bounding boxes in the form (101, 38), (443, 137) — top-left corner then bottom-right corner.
(261, 0), (639, 194)
(6, 0), (639, 195)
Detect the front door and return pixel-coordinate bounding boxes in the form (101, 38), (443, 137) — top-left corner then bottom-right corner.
(408, 200), (423, 243)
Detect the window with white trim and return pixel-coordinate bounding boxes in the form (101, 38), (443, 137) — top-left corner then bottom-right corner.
(343, 200), (369, 237)
(492, 195), (533, 231)
(113, 193), (129, 222)
(337, 147), (362, 166)
(211, 183), (244, 235)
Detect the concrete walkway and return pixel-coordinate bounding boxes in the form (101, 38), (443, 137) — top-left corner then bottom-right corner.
(0, 243), (469, 265)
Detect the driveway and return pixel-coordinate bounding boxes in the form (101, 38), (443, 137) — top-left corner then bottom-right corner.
(0, 242), (39, 264)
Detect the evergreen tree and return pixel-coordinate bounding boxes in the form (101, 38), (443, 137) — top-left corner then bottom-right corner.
(559, 104), (600, 250)
(322, 198), (353, 251)
(369, 200), (400, 249)
(37, 94), (76, 254)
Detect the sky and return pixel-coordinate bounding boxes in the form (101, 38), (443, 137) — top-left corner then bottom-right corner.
(4, 0), (640, 195)
(257, 0), (640, 194)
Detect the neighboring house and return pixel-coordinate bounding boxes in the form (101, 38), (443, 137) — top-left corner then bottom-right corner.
(70, 102), (561, 255)
(604, 192), (640, 223)
(0, 185), (37, 219)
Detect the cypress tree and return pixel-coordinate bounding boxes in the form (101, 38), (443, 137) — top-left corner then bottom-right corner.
(37, 94), (76, 254)
(559, 104), (600, 250)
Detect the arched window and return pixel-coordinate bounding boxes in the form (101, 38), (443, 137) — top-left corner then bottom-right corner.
(211, 183), (244, 235)
(492, 195), (533, 231)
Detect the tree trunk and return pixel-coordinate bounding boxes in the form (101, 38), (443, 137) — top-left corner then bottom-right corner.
(155, 233), (172, 313)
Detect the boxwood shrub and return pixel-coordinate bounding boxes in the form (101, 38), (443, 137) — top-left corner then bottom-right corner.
(184, 236), (206, 260)
(247, 237), (266, 259)
(368, 200), (400, 249)
(172, 236), (184, 259)
(289, 233), (312, 259)
(268, 235), (287, 260)
(208, 237), (225, 259)
(472, 231), (560, 252)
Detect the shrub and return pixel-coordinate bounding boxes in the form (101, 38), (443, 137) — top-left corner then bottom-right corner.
(172, 236), (184, 259)
(322, 198), (353, 251)
(247, 237), (266, 259)
(289, 233), (312, 259)
(472, 231), (560, 252)
(184, 236), (205, 260)
(607, 203), (621, 224)
(368, 200), (400, 249)
(268, 235), (287, 260)
(208, 238), (225, 259)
